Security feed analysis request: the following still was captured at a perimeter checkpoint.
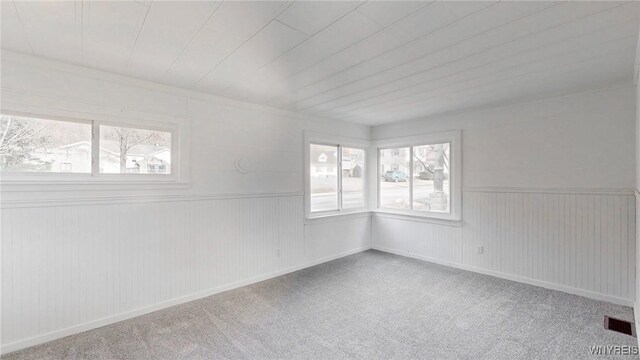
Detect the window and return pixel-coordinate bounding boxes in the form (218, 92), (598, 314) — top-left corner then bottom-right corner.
(341, 147), (365, 209)
(306, 135), (368, 217)
(412, 143), (450, 213)
(376, 131), (461, 221)
(99, 125), (171, 175)
(310, 144), (339, 212)
(379, 147), (409, 210)
(0, 114), (92, 173)
(0, 113), (177, 181)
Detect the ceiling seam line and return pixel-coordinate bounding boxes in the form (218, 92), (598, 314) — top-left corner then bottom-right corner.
(80, 0), (84, 64)
(124, 0), (153, 71)
(11, 1), (35, 55)
(160, 1), (224, 79)
(274, 19), (307, 36)
(190, 1), (296, 88)
(215, 1), (370, 94)
(263, 0), (436, 93)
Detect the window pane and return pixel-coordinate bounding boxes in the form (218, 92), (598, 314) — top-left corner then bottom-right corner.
(100, 125), (171, 174)
(310, 144), (338, 212)
(342, 147), (364, 209)
(0, 115), (91, 173)
(379, 147), (410, 210)
(413, 143), (450, 213)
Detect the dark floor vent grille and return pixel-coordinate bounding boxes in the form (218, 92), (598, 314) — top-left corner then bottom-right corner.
(604, 316), (636, 337)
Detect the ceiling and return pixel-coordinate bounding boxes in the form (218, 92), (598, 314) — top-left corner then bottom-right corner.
(2, 1), (639, 126)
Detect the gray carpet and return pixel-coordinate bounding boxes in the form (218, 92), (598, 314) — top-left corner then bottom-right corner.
(3, 250), (638, 359)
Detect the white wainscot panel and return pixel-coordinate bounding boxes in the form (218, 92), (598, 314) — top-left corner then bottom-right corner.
(0, 195), (371, 353)
(463, 191), (635, 304)
(304, 215), (372, 263)
(369, 191), (635, 306)
(372, 215), (463, 266)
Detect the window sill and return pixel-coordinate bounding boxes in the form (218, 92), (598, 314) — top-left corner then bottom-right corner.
(305, 210), (370, 224)
(372, 210), (462, 227)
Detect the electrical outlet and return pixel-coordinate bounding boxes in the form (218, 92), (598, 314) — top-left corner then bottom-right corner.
(476, 246), (484, 254)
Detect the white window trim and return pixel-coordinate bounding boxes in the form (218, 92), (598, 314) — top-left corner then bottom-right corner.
(0, 110), (187, 189)
(373, 129), (462, 222)
(304, 132), (369, 219)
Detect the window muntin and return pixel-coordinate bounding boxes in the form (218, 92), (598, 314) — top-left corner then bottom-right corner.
(0, 114), (92, 173)
(341, 147), (365, 210)
(379, 147), (410, 210)
(99, 125), (171, 175)
(310, 144), (339, 212)
(378, 142), (452, 215)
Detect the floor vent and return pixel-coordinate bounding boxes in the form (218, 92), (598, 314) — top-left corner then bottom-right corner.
(604, 316), (636, 337)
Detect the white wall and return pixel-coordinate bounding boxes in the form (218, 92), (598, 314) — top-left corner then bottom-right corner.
(372, 84), (637, 306)
(0, 52), (372, 353)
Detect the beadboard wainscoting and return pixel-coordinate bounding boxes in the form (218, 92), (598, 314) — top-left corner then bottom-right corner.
(372, 214), (463, 268)
(0, 194), (371, 354)
(373, 189), (636, 306)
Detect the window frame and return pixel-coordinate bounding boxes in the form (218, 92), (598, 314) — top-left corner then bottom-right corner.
(305, 132), (369, 219)
(374, 130), (462, 222)
(0, 111), (181, 184)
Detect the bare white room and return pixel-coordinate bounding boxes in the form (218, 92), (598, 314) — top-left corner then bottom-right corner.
(1, 1), (640, 359)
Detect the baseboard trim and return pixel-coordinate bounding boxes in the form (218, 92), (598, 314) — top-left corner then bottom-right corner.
(372, 245), (634, 307)
(0, 246), (370, 355)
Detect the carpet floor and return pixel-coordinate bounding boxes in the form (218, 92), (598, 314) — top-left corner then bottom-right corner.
(4, 250), (638, 359)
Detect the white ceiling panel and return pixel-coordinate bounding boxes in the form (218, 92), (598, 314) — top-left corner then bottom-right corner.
(303, 4), (638, 117)
(12, 0), (81, 64)
(357, 51), (634, 125)
(272, 1), (539, 108)
(192, 20), (307, 94)
(339, 33), (636, 121)
(2, 1), (638, 125)
(276, 1), (361, 35)
(1, 2), (33, 54)
(162, 1), (291, 89)
(357, 1), (432, 27)
(288, 1), (631, 113)
(222, 10), (383, 102)
(246, 1), (493, 105)
(126, 1), (221, 81)
(82, 0), (150, 73)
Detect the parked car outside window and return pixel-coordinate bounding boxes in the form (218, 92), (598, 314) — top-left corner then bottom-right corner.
(383, 170), (407, 182)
